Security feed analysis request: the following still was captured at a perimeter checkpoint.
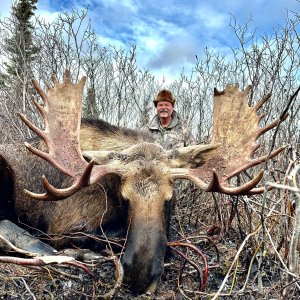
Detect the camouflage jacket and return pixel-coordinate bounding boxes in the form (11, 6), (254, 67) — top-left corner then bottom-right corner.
(146, 111), (192, 150)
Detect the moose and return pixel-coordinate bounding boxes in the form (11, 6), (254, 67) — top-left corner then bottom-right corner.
(0, 71), (284, 294)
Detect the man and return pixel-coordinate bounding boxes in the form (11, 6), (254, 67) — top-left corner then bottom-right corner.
(146, 90), (192, 237)
(146, 89), (191, 149)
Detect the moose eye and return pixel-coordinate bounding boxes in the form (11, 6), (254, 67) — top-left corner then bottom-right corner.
(122, 197), (130, 204)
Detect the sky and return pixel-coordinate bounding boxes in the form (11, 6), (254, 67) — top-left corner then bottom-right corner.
(0, 0), (299, 82)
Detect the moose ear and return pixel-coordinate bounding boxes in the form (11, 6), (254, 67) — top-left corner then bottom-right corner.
(167, 144), (220, 168)
(82, 150), (115, 165)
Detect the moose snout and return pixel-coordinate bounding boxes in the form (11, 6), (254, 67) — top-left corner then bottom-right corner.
(121, 230), (167, 294)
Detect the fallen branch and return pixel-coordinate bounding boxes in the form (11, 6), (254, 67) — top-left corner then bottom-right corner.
(171, 246), (202, 292)
(168, 241), (208, 292)
(0, 255), (94, 277)
(99, 253), (124, 300)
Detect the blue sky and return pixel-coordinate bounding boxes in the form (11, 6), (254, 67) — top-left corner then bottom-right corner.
(1, 0), (299, 81)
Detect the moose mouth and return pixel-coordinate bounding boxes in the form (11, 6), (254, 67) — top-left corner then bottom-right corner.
(121, 218), (167, 294)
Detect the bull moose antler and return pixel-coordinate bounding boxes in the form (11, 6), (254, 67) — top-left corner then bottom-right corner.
(172, 84), (286, 194)
(18, 71), (120, 200)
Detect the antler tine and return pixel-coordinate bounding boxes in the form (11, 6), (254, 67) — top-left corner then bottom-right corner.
(256, 113), (288, 138)
(51, 73), (59, 86)
(33, 99), (47, 121)
(18, 113), (48, 141)
(63, 70), (72, 82)
(24, 141), (64, 173)
(204, 170), (264, 195)
(172, 168), (266, 196)
(170, 168), (208, 190)
(24, 160), (95, 201)
(20, 70), (119, 201)
(32, 79), (49, 107)
(227, 145), (286, 179)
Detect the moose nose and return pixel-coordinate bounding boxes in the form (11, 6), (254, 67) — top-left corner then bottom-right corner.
(121, 231), (167, 294)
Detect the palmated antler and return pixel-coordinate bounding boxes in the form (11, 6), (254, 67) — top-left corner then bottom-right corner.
(173, 84), (286, 195)
(18, 70), (119, 200)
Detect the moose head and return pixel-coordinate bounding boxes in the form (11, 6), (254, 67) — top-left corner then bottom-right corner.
(15, 71), (284, 294)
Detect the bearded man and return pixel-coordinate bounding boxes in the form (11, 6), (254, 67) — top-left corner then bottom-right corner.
(146, 89), (192, 150)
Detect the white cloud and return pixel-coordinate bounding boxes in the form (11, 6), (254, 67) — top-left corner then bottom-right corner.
(142, 37), (161, 51)
(194, 4), (228, 30)
(148, 36), (198, 67)
(35, 10), (60, 23)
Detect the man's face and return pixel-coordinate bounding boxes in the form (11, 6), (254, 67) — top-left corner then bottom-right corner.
(156, 101), (174, 119)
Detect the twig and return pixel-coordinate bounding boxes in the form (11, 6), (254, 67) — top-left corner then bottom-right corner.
(168, 241), (208, 292)
(263, 224), (297, 279)
(171, 247), (202, 291)
(20, 277), (36, 300)
(266, 182), (300, 193)
(211, 225), (261, 300)
(100, 253), (124, 300)
(65, 260), (94, 277)
(183, 234), (220, 262)
(44, 265), (81, 280)
(230, 259), (239, 293)
(240, 242), (262, 292)
(287, 165), (300, 283)
(96, 188), (124, 299)
(268, 85), (300, 157)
